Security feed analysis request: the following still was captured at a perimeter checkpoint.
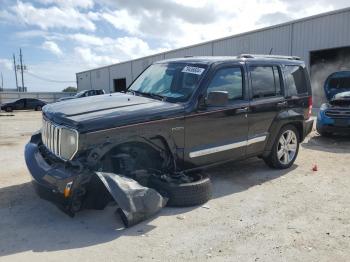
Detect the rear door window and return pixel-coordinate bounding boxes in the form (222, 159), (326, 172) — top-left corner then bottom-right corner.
(250, 66), (282, 98)
(284, 65), (308, 96)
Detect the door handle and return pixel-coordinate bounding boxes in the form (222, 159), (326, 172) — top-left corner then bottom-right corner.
(236, 107), (249, 113)
(277, 101), (288, 108)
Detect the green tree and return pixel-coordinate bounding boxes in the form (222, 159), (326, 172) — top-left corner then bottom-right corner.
(62, 86), (77, 92)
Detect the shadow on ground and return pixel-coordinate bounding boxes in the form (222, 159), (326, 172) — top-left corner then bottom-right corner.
(302, 133), (350, 153)
(0, 157), (294, 256)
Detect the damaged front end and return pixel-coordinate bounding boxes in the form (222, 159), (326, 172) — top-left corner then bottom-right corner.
(25, 132), (168, 227)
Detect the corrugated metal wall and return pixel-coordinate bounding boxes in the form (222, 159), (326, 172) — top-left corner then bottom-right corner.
(91, 67), (109, 92)
(77, 8), (350, 93)
(291, 10), (350, 67)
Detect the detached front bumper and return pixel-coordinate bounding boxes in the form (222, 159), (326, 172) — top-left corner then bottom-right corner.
(25, 133), (167, 227)
(25, 133), (80, 214)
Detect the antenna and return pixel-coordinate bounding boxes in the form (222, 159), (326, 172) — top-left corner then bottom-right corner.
(269, 48), (273, 55)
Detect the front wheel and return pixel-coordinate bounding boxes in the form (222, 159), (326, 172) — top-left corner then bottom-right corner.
(263, 125), (299, 169)
(35, 105), (42, 111)
(5, 106), (13, 112)
(148, 173), (212, 207)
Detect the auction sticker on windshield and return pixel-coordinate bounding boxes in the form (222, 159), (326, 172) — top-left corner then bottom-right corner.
(182, 66), (205, 75)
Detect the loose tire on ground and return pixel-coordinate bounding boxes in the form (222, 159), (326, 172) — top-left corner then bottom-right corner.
(263, 125), (300, 169)
(148, 173), (212, 207)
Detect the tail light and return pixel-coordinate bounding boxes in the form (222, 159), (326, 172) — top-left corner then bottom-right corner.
(307, 96), (313, 119)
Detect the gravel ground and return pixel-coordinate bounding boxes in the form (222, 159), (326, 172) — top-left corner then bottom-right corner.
(0, 111), (349, 262)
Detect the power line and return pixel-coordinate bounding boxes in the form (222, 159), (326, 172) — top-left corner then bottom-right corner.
(25, 71), (76, 83)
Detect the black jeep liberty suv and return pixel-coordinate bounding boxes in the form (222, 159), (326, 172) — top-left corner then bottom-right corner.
(25, 54), (314, 215)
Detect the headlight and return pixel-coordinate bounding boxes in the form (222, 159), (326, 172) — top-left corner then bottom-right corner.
(320, 103), (329, 111)
(60, 127), (79, 160)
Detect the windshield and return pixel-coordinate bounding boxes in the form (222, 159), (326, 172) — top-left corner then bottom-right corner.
(75, 91), (86, 97)
(328, 76), (350, 89)
(128, 63), (207, 102)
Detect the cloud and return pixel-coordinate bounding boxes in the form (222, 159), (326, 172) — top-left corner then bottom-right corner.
(74, 47), (119, 68)
(36, 0), (94, 9)
(41, 41), (63, 56)
(99, 0), (218, 24)
(11, 1), (96, 31)
(71, 35), (168, 67)
(257, 12), (293, 25)
(0, 58), (13, 70)
(279, 0), (350, 12)
(99, 0), (293, 48)
(0, 9), (17, 24)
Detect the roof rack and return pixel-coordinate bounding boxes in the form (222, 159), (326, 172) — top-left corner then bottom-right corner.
(238, 54), (301, 60)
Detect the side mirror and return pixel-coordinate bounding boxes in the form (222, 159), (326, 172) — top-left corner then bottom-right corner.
(206, 91), (229, 106)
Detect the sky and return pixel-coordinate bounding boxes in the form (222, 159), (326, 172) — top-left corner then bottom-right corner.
(0, 0), (349, 92)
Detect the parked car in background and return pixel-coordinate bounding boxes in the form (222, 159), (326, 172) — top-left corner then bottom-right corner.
(25, 55), (313, 219)
(58, 89), (105, 101)
(317, 71), (350, 136)
(1, 98), (46, 112)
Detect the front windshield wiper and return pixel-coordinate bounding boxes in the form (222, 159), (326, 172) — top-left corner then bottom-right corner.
(129, 90), (166, 101)
(148, 93), (166, 101)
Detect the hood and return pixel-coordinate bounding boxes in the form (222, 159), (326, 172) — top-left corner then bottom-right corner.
(43, 92), (184, 133)
(324, 71), (350, 101)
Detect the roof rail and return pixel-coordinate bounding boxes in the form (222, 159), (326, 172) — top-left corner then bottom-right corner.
(238, 54), (301, 60)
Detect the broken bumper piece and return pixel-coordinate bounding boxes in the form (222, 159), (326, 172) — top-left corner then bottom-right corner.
(96, 172), (167, 227)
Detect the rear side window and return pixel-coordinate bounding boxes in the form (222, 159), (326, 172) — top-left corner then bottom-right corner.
(250, 66), (282, 98)
(207, 67), (243, 101)
(284, 65), (308, 96)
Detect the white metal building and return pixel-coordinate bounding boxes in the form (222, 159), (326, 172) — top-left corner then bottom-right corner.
(76, 7), (350, 106)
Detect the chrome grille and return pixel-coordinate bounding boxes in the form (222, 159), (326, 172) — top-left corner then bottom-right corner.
(325, 109), (350, 119)
(42, 118), (61, 156)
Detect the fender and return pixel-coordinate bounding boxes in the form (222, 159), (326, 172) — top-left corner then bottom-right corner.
(262, 110), (304, 157)
(82, 118), (185, 172)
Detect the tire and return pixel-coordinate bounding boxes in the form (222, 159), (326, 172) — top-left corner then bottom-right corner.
(5, 106), (12, 112)
(35, 105), (42, 111)
(148, 173), (212, 207)
(263, 125), (300, 169)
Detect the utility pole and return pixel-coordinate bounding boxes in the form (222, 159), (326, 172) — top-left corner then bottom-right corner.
(19, 48), (24, 92)
(1, 72), (3, 91)
(13, 54), (18, 91)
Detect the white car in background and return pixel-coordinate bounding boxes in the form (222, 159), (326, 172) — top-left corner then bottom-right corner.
(59, 89), (105, 102)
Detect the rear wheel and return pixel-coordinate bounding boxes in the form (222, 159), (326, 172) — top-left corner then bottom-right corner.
(35, 105), (42, 111)
(264, 125), (299, 169)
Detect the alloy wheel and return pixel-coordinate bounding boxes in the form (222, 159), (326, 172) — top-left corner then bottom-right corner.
(277, 130), (297, 165)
